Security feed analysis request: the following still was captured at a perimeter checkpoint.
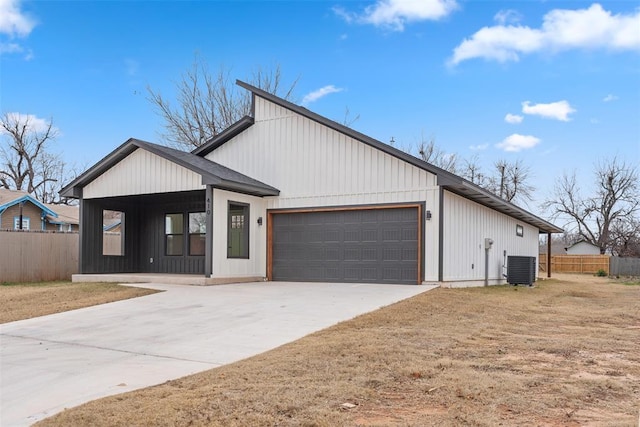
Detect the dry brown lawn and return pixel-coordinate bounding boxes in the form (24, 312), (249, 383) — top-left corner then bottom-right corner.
(38, 274), (640, 426)
(0, 281), (159, 323)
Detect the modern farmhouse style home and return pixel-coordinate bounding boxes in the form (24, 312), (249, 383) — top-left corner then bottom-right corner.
(61, 81), (562, 286)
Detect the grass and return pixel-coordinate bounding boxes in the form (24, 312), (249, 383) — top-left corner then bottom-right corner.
(35, 275), (640, 427)
(0, 281), (159, 324)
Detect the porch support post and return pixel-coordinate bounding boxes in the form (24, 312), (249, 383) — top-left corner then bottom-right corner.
(78, 191), (84, 274)
(547, 232), (552, 278)
(205, 185), (214, 277)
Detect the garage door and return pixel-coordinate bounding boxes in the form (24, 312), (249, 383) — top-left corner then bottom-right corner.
(270, 206), (420, 284)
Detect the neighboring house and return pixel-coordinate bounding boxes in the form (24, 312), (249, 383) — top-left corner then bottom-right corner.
(539, 242), (566, 255)
(60, 81), (562, 286)
(565, 240), (602, 255)
(0, 188), (79, 231)
(44, 203), (80, 232)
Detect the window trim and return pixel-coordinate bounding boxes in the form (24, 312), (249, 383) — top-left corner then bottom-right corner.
(13, 216), (30, 230)
(516, 224), (524, 237)
(188, 211), (206, 256)
(227, 201), (250, 259)
(165, 213), (185, 256)
(102, 210), (125, 256)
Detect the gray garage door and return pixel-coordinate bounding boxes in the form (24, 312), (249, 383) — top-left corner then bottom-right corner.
(271, 207), (420, 284)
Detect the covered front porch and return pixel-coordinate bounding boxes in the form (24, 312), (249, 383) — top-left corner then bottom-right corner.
(60, 138), (279, 280)
(80, 190), (211, 276)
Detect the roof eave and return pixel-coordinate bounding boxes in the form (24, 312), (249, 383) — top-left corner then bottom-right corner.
(60, 138), (139, 199)
(0, 194), (59, 218)
(442, 181), (563, 234)
(192, 116), (255, 157)
(235, 80), (562, 234)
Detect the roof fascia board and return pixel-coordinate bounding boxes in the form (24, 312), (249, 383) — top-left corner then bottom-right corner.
(192, 116), (255, 157)
(235, 80), (562, 234)
(209, 181), (280, 197)
(235, 80), (466, 183)
(442, 185), (563, 234)
(60, 137), (279, 199)
(60, 138), (139, 198)
(0, 194), (58, 218)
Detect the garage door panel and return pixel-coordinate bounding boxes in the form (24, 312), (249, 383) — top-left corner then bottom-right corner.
(271, 207), (420, 285)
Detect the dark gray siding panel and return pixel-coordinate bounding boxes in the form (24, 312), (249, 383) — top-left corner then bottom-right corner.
(272, 207), (419, 284)
(80, 191), (205, 275)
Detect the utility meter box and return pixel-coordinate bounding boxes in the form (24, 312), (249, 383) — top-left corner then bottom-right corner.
(484, 238), (494, 249)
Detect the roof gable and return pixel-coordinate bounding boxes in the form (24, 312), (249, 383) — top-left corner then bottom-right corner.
(60, 138), (279, 198)
(194, 80), (562, 234)
(0, 188), (58, 218)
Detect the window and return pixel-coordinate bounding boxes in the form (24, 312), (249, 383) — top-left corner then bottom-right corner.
(165, 213), (184, 256)
(189, 212), (206, 256)
(227, 202), (249, 258)
(13, 217), (30, 230)
(103, 210), (125, 256)
(516, 224), (524, 237)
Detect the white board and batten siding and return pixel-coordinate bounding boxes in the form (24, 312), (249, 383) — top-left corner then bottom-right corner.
(206, 96), (442, 280)
(209, 97), (438, 208)
(83, 148), (204, 199)
(211, 188), (267, 279)
(442, 191), (539, 284)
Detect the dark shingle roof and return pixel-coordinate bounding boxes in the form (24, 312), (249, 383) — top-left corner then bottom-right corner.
(60, 138), (279, 198)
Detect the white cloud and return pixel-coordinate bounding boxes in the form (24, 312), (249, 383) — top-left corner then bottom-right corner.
(496, 134), (541, 152)
(603, 94), (618, 102)
(334, 0), (458, 31)
(0, 113), (58, 135)
(302, 85), (344, 105)
(449, 4), (640, 65)
(469, 143), (489, 151)
(494, 9), (522, 25)
(504, 113), (523, 124)
(0, 0), (36, 37)
(522, 100), (576, 121)
(124, 59), (140, 77)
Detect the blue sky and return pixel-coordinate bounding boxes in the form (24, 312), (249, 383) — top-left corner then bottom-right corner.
(1, 0), (639, 215)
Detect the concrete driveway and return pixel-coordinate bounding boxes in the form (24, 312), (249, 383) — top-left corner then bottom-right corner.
(0, 281), (435, 426)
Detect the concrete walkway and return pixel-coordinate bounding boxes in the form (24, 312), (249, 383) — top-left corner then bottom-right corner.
(0, 281), (435, 426)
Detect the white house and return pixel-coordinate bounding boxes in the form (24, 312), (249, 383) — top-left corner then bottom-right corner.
(61, 81), (562, 286)
(565, 240), (601, 255)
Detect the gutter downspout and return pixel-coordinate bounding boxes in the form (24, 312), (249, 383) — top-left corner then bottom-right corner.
(484, 247), (489, 287)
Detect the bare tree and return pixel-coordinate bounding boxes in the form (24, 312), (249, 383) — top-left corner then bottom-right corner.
(610, 216), (640, 257)
(0, 113), (71, 203)
(416, 135), (458, 173)
(543, 157), (639, 254)
(458, 156), (534, 205)
(460, 155), (489, 187)
(148, 57), (299, 150)
(341, 106), (360, 128)
(487, 159), (535, 205)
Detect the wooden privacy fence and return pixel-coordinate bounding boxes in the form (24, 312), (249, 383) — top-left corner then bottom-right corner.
(0, 230), (79, 282)
(539, 254), (610, 274)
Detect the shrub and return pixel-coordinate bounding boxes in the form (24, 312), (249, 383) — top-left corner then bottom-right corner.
(596, 269), (608, 277)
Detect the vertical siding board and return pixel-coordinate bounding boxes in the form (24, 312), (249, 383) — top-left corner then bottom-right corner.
(84, 149), (204, 199)
(209, 98), (438, 209)
(442, 191), (539, 283)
